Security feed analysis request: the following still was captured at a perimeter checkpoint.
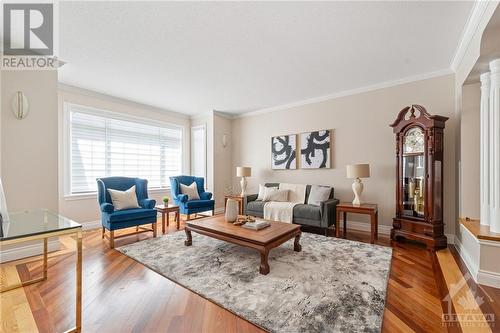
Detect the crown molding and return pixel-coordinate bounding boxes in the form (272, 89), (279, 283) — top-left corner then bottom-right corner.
(234, 68), (453, 119)
(190, 111), (213, 121)
(450, 1), (497, 72)
(189, 110), (237, 121)
(213, 110), (236, 120)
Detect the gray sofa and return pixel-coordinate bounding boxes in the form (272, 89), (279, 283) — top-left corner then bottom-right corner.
(244, 183), (339, 235)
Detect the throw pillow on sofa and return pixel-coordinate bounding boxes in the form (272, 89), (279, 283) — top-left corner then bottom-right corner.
(180, 182), (200, 200)
(307, 185), (332, 206)
(265, 189), (289, 202)
(108, 185), (140, 211)
(257, 184), (278, 201)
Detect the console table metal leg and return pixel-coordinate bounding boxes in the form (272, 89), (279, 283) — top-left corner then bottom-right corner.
(43, 238), (48, 280)
(75, 230), (82, 332)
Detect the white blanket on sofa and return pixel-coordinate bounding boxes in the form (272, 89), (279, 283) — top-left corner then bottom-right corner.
(263, 183), (306, 223)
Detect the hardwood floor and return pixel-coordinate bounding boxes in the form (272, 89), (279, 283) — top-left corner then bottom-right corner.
(1, 216), (499, 333)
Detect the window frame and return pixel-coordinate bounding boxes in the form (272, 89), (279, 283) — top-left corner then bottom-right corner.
(63, 102), (184, 199)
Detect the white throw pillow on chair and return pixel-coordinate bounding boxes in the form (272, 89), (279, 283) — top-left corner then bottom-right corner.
(107, 185), (140, 211)
(180, 182), (200, 200)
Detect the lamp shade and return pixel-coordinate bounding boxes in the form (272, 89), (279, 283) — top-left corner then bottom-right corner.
(236, 167), (251, 177)
(346, 164), (370, 179)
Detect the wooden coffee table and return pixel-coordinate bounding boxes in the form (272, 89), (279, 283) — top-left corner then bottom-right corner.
(184, 215), (301, 275)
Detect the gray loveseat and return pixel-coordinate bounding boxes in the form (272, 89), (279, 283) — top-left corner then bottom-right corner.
(244, 183), (339, 235)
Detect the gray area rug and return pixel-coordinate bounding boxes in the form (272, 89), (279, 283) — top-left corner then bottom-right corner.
(117, 231), (392, 333)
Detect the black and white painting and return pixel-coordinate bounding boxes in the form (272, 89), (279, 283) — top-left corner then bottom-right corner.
(271, 135), (297, 170)
(300, 130), (331, 169)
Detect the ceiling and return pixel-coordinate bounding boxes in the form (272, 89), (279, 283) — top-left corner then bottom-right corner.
(58, 1), (474, 116)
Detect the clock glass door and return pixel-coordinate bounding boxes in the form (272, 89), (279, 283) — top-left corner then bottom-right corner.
(402, 127), (425, 218)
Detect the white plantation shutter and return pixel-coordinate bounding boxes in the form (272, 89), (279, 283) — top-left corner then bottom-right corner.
(68, 104), (182, 194)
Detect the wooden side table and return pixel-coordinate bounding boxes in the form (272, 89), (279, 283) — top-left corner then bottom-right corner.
(155, 204), (180, 233)
(224, 194), (245, 215)
(336, 203), (378, 244)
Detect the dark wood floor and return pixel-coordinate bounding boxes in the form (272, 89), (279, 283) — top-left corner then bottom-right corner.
(2, 217), (499, 333)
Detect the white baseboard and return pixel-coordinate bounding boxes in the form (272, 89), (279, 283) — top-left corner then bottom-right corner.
(477, 269), (500, 288)
(343, 220), (391, 235)
(0, 239), (61, 263)
(82, 220), (102, 230)
(445, 234), (455, 244)
(454, 236), (479, 281)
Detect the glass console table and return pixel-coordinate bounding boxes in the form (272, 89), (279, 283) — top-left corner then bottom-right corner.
(0, 209), (82, 332)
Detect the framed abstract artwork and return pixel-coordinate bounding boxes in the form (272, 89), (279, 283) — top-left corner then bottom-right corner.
(300, 130), (331, 169)
(271, 134), (297, 170)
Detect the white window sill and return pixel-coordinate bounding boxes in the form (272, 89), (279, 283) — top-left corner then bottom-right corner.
(63, 187), (172, 201)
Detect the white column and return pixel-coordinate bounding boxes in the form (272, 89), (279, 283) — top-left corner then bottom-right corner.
(480, 72), (490, 226)
(490, 58), (500, 233)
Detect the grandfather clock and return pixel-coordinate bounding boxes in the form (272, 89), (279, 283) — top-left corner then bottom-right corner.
(390, 105), (448, 250)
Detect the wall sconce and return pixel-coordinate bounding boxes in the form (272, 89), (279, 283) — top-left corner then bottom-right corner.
(222, 134), (228, 148)
(11, 91), (29, 120)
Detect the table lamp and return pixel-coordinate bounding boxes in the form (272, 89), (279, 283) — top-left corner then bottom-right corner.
(346, 164), (370, 205)
(236, 167), (251, 196)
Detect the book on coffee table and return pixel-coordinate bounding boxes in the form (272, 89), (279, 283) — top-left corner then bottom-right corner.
(242, 219), (271, 230)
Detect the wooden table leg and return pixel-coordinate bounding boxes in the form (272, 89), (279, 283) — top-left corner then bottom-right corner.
(343, 212), (347, 239)
(259, 250), (270, 275)
(184, 228), (192, 246)
(176, 211), (180, 230)
(294, 232), (302, 252)
(371, 211), (378, 244)
(335, 209), (340, 237)
(162, 212), (166, 234)
(75, 230), (82, 332)
(166, 211), (170, 228)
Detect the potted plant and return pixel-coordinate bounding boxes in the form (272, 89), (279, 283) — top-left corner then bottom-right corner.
(162, 196), (169, 206)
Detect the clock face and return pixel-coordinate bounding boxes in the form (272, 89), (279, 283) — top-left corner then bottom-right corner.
(403, 127), (424, 154)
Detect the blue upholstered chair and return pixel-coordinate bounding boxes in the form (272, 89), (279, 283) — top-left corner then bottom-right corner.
(97, 177), (157, 248)
(169, 176), (214, 220)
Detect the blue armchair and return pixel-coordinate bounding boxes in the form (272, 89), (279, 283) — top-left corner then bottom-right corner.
(169, 176), (214, 219)
(97, 177), (157, 248)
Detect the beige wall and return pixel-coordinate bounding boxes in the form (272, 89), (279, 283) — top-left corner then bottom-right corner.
(58, 86), (191, 224)
(460, 83), (480, 219)
(232, 74), (457, 234)
(213, 113), (233, 210)
(1, 70), (59, 212)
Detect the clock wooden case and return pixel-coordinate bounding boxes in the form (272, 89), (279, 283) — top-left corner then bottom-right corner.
(390, 105), (448, 250)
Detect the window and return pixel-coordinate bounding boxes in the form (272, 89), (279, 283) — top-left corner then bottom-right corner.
(66, 103), (183, 194)
(191, 125), (206, 178)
